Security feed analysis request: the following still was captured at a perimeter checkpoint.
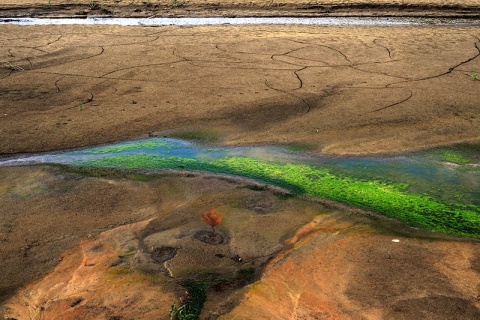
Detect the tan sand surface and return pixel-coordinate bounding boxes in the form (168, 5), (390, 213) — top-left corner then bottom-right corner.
(1, 24), (479, 155)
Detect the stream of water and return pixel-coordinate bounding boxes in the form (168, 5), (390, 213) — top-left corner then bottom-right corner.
(2, 17), (480, 27)
(1, 138), (479, 206)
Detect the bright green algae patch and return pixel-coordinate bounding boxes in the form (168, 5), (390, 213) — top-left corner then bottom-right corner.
(76, 154), (480, 238)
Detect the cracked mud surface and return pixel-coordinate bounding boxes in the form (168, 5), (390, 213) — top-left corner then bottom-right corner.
(1, 2), (480, 319)
(1, 24), (480, 155)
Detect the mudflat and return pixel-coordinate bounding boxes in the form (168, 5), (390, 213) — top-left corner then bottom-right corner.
(1, 23), (479, 155)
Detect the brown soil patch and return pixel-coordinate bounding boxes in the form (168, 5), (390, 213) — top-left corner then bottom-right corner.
(3, 219), (180, 320)
(222, 215), (480, 319)
(0, 165), (329, 319)
(1, 1), (480, 18)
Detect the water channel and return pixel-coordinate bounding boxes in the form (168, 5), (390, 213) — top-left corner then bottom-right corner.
(1, 138), (479, 237)
(2, 16), (480, 27)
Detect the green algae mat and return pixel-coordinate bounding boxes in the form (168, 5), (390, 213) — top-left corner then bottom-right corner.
(2, 138), (479, 238)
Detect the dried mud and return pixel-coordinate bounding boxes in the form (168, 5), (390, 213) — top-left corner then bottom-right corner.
(1, 23), (479, 155)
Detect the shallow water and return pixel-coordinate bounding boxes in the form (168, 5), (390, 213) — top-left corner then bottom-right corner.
(1, 138), (479, 206)
(0, 138), (299, 167)
(1, 17), (480, 27)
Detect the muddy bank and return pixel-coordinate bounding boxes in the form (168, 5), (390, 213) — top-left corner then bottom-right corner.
(2, 0), (480, 18)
